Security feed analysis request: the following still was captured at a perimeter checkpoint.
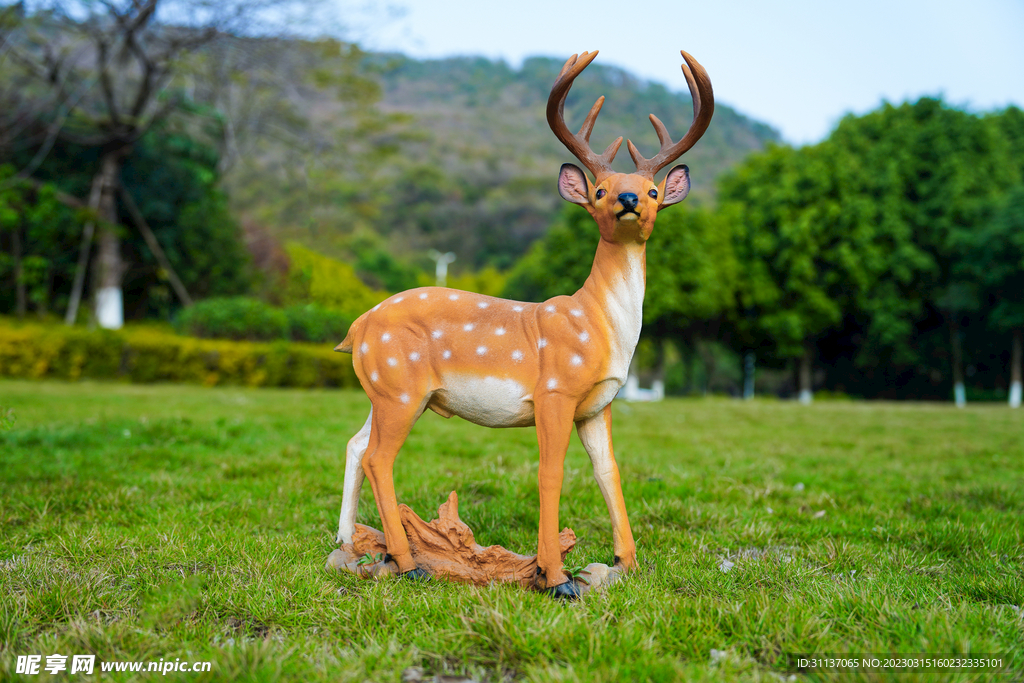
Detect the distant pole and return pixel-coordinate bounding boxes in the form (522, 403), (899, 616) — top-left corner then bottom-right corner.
(743, 352), (755, 400)
(429, 250), (456, 287)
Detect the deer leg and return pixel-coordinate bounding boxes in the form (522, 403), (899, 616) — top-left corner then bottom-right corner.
(534, 393), (577, 596)
(337, 409), (372, 544)
(361, 401), (423, 575)
(577, 404), (636, 571)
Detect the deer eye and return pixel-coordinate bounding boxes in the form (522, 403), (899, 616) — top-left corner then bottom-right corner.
(648, 189), (658, 199)
(595, 189), (607, 200)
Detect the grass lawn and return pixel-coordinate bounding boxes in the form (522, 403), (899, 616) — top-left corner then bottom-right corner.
(1, 379), (1021, 682)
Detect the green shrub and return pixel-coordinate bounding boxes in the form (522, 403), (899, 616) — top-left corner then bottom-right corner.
(173, 297), (289, 341)
(173, 298), (353, 345)
(0, 320), (359, 389)
(284, 304), (352, 344)
(284, 243), (387, 320)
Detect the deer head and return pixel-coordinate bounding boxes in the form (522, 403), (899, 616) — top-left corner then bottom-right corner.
(547, 50), (714, 243)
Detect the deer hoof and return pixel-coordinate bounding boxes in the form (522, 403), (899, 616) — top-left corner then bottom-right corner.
(401, 567), (431, 581)
(545, 580), (583, 600)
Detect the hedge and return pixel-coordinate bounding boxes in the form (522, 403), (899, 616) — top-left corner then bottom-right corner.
(171, 297), (353, 344)
(172, 297), (291, 341)
(0, 321), (359, 389)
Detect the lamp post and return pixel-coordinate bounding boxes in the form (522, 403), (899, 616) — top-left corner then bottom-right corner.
(428, 250), (456, 287)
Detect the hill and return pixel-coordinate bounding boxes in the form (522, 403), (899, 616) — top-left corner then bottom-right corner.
(224, 48), (780, 272)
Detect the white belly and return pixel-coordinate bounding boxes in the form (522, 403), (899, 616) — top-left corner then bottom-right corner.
(432, 374), (535, 428)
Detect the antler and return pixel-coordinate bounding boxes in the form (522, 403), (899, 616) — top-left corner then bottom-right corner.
(628, 50), (715, 179)
(546, 51), (623, 183)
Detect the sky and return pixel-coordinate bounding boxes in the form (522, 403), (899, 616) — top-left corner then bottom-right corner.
(357, 0), (1024, 145)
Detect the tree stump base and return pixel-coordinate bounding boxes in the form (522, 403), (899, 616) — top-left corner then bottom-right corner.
(326, 491), (621, 595)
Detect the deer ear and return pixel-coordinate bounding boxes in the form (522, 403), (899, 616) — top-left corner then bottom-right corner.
(659, 164), (690, 207)
(558, 163), (592, 205)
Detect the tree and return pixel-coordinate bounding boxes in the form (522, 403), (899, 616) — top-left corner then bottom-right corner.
(1, 0), (295, 327)
(826, 99), (1017, 404)
(964, 186), (1024, 407)
(1, 127), (251, 321)
(722, 99), (1020, 402)
(501, 205), (595, 304)
(0, 167), (77, 318)
(721, 141), (893, 403)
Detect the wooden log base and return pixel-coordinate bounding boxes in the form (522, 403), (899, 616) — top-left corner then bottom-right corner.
(326, 491), (622, 595)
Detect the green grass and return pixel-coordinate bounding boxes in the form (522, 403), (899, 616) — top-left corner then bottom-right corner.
(0, 379), (1022, 682)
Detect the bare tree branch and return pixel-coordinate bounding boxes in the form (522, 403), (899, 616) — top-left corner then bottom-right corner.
(120, 185), (193, 307)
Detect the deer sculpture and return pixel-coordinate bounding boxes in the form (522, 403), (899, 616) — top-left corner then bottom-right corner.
(335, 49), (713, 598)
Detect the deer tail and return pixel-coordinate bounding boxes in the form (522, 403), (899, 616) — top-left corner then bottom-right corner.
(335, 312), (369, 354)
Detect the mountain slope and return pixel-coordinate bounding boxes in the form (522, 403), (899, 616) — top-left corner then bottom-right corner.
(227, 49), (780, 271)
(375, 54), (778, 202)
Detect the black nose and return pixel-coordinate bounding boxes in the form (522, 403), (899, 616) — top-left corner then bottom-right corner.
(618, 193), (638, 211)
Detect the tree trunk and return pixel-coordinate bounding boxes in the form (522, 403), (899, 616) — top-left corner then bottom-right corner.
(949, 316), (965, 408)
(743, 352), (755, 400)
(651, 338), (666, 400)
(13, 222), (25, 320)
(1010, 329), (1022, 409)
(93, 152), (125, 329)
(64, 170), (106, 325)
(798, 343), (813, 405)
(37, 265), (51, 318)
(701, 320), (722, 396)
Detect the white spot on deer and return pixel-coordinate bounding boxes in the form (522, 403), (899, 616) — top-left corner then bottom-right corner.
(449, 294), (459, 301)
(387, 357), (397, 367)
(476, 346), (487, 356)
(547, 378), (558, 390)
(512, 305), (524, 312)
(400, 393), (410, 404)
(409, 352), (420, 361)
(571, 309), (583, 317)
(372, 304), (380, 312)
(419, 292), (428, 300)
(538, 338), (548, 349)
(579, 331), (590, 343)
(360, 342), (369, 354)
(370, 371), (379, 382)
(432, 330), (443, 339)
(381, 332), (391, 342)
(394, 296), (404, 303)
(545, 305), (556, 313)
(478, 301), (489, 309)
(571, 354), (583, 366)
(443, 350), (451, 359)
(512, 350), (524, 362)
(464, 323), (475, 332)
(495, 327), (506, 336)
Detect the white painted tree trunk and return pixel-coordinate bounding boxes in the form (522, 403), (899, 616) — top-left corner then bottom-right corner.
(798, 344), (813, 405)
(1010, 329), (1022, 408)
(954, 382), (966, 408)
(93, 152), (125, 330)
(949, 317), (965, 408)
(651, 379), (665, 401)
(96, 287), (124, 329)
(743, 352), (755, 400)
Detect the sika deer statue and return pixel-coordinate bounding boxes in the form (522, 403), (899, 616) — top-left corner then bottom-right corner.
(335, 49), (713, 598)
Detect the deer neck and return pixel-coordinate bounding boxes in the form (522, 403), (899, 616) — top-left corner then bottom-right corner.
(575, 237), (647, 373)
